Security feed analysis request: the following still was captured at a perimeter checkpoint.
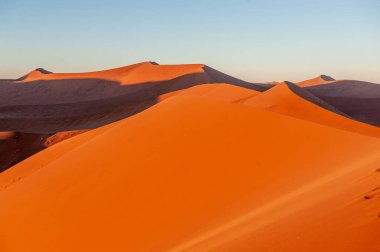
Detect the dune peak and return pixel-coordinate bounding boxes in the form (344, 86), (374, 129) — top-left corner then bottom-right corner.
(34, 68), (52, 74)
(318, 74), (335, 81)
(17, 68), (52, 81)
(283, 81), (295, 85)
(296, 74), (336, 87)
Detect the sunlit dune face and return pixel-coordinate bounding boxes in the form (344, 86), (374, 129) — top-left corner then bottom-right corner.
(19, 62), (206, 85)
(0, 95), (379, 251)
(175, 83), (260, 102)
(296, 75), (336, 87)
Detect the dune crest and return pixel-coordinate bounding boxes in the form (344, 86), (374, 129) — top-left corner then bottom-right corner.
(242, 82), (380, 137)
(297, 75), (336, 87)
(17, 68), (53, 82)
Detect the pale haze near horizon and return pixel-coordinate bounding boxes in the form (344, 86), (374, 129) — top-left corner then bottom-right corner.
(0, 0), (379, 83)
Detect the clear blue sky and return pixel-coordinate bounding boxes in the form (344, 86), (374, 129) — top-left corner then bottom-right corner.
(0, 0), (379, 82)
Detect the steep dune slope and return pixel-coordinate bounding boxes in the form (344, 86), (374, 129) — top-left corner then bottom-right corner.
(261, 76), (380, 127)
(0, 94), (379, 251)
(242, 82), (380, 138)
(306, 80), (380, 126)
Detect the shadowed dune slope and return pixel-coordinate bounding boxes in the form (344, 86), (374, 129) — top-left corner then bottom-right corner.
(0, 130), (87, 172)
(306, 80), (380, 126)
(0, 95), (379, 251)
(0, 62), (263, 133)
(242, 82), (380, 138)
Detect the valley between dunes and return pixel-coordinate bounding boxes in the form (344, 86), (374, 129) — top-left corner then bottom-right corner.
(0, 63), (379, 251)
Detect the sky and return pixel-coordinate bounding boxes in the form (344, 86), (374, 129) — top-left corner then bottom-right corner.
(0, 0), (379, 83)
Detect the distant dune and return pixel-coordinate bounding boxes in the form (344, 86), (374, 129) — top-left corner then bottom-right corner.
(0, 63), (379, 251)
(242, 82), (380, 138)
(0, 62), (263, 133)
(296, 74), (335, 87)
(256, 76), (380, 127)
(306, 80), (380, 126)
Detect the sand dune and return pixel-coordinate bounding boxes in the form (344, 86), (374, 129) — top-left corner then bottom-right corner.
(0, 92), (379, 251)
(255, 74), (336, 89)
(257, 76), (380, 127)
(306, 80), (380, 126)
(0, 65), (380, 251)
(177, 83), (260, 102)
(0, 130), (87, 172)
(0, 63), (262, 170)
(296, 74), (335, 87)
(241, 82), (380, 138)
(0, 62), (263, 134)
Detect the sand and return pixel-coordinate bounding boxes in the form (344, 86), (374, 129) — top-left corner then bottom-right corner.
(243, 82), (380, 138)
(296, 75), (336, 87)
(0, 130), (87, 172)
(0, 92), (379, 251)
(0, 65), (379, 251)
(0, 62), (263, 133)
(0, 63), (263, 170)
(306, 80), (380, 126)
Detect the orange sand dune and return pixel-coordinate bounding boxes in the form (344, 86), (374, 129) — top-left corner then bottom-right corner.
(177, 83), (260, 102)
(0, 64), (263, 171)
(19, 62), (206, 84)
(0, 93), (379, 251)
(296, 74), (335, 87)
(262, 77), (380, 127)
(258, 74), (335, 89)
(242, 82), (380, 138)
(0, 62), (263, 134)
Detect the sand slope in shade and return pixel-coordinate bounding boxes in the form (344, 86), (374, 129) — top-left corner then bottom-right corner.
(242, 82), (380, 138)
(306, 80), (380, 127)
(0, 92), (379, 251)
(0, 130), (87, 172)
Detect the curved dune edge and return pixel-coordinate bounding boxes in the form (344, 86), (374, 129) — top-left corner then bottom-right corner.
(0, 95), (379, 251)
(175, 83), (260, 102)
(242, 82), (380, 138)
